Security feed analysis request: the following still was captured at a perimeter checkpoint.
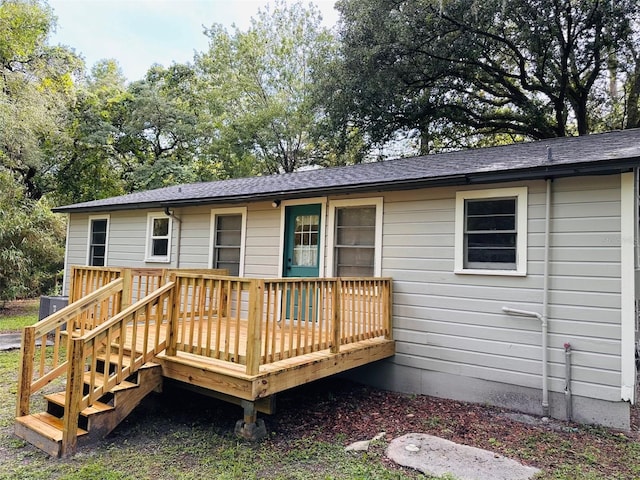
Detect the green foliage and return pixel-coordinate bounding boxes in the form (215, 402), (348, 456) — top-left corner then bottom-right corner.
(195, 0), (349, 174)
(0, 0), (83, 201)
(0, 171), (65, 303)
(325, 0), (640, 152)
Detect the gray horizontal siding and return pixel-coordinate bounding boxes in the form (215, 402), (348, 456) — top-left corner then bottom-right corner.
(244, 203), (280, 277)
(383, 175), (623, 402)
(61, 174), (626, 405)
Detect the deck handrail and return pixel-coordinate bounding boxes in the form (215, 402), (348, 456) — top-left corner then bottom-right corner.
(16, 278), (125, 418)
(62, 280), (176, 456)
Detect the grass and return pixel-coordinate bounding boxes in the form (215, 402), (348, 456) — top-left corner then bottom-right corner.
(1, 302), (639, 479)
(0, 299), (39, 332)
(0, 304), (429, 480)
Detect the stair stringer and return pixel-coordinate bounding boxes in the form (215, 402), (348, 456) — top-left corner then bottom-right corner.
(79, 363), (163, 442)
(14, 362), (163, 457)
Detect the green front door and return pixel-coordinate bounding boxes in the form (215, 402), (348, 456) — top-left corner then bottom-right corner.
(283, 204), (321, 278)
(283, 204), (321, 321)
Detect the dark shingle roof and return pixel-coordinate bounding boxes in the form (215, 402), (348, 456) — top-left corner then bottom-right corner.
(53, 129), (640, 213)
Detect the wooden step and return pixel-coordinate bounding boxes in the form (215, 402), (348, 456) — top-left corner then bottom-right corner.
(15, 413), (88, 458)
(45, 392), (114, 416)
(83, 372), (138, 392)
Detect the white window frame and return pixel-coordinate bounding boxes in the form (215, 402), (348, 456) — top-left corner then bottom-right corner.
(86, 214), (110, 266)
(208, 207), (247, 276)
(327, 197), (383, 277)
(454, 187), (528, 276)
(145, 212), (172, 263)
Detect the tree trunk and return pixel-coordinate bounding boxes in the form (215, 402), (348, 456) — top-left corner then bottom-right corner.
(626, 56), (640, 129)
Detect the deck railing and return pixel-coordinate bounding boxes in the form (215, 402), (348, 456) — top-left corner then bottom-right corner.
(18, 267), (392, 455)
(165, 273), (393, 375)
(62, 281), (175, 455)
(16, 278), (125, 418)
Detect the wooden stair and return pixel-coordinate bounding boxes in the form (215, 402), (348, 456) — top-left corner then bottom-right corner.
(15, 353), (163, 457)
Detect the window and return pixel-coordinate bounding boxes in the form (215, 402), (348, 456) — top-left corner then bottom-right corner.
(87, 216), (109, 266)
(146, 213), (172, 262)
(455, 187), (527, 275)
(293, 214), (319, 268)
(328, 198), (383, 277)
(210, 207), (246, 276)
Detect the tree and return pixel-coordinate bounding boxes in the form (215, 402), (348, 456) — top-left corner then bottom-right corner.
(53, 59), (129, 204)
(325, 0), (639, 153)
(0, 0), (83, 199)
(195, 0), (342, 174)
(0, 170), (65, 304)
(114, 64), (200, 191)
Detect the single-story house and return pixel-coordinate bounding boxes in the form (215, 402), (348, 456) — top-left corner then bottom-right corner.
(53, 129), (640, 430)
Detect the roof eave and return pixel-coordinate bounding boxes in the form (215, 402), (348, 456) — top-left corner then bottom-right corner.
(51, 157), (640, 214)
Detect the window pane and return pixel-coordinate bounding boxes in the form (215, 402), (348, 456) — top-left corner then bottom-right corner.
(90, 219), (108, 266)
(336, 206), (375, 245)
(294, 245), (318, 267)
(467, 247), (516, 264)
(467, 233), (516, 248)
(337, 226), (375, 245)
(153, 218), (169, 236)
(338, 207), (375, 226)
(217, 230), (241, 246)
(466, 199), (515, 216)
(152, 238), (168, 256)
(217, 247), (240, 262)
(216, 262), (240, 276)
(91, 219), (107, 243)
(467, 215), (515, 231)
(336, 247), (374, 276)
(217, 215), (242, 231)
(90, 246), (105, 266)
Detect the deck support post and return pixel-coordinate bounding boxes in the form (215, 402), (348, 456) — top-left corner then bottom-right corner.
(384, 280), (393, 340)
(166, 274), (179, 356)
(16, 326), (36, 417)
(234, 400), (267, 441)
(61, 337), (84, 457)
(120, 268), (132, 310)
(246, 280), (264, 376)
(331, 280), (341, 354)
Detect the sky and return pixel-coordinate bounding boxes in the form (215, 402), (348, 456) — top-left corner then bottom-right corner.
(47, 0), (340, 82)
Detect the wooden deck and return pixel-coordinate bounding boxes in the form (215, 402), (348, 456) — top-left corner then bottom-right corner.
(16, 267), (394, 456)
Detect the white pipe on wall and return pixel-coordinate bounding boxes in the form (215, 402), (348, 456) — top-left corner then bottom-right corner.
(502, 178), (552, 417)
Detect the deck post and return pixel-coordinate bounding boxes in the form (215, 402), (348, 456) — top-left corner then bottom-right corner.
(16, 326), (36, 417)
(166, 274), (179, 356)
(120, 268), (132, 310)
(61, 337), (84, 457)
(234, 400), (267, 441)
(246, 279), (264, 376)
(331, 279), (341, 354)
(384, 280), (393, 340)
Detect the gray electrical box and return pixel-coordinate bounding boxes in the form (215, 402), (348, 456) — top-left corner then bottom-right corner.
(38, 296), (69, 320)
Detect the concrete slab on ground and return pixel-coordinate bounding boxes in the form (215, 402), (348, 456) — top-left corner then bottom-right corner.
(387, 433), (540, 480)
(0, 333), (52, 351)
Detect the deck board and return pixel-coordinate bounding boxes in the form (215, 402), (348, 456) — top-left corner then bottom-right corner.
(105, 314), (394, 403)
(120, 317), (347, 364)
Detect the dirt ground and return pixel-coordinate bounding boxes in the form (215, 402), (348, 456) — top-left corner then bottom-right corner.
(3, 298), (640, 478)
